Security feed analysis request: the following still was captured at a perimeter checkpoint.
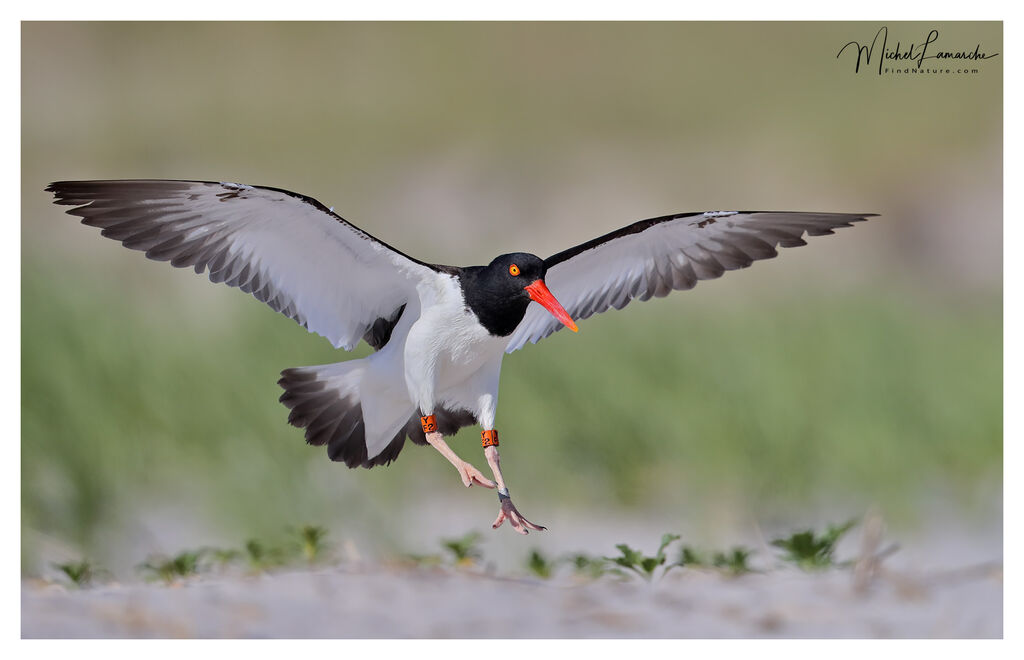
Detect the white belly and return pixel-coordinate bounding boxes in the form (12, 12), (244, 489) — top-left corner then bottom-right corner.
(403, 274), (507, 426)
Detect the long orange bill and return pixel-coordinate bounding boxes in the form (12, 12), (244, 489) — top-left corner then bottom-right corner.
(524, 279), (579, 332)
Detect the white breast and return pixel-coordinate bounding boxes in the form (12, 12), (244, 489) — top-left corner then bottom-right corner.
(403, 274), (508, 423)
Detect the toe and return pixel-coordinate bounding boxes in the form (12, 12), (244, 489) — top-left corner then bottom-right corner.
(492, 510), (506, 529)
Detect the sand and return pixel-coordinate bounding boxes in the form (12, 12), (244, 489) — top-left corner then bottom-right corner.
(22, 554), (1001, 638)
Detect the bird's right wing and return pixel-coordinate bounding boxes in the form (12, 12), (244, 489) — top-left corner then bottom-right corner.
(506, 211), (876, 352)
(48, 179), (441, 350)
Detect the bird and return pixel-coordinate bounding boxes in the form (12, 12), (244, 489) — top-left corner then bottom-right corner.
(46, 179), (876, 534)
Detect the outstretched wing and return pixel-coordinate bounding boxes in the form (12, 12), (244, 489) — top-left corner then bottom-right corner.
(47, 179), (440, 350)
(506, 211), (876, 352)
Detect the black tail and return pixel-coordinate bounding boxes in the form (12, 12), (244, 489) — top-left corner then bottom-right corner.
(277, 365), (477, 469)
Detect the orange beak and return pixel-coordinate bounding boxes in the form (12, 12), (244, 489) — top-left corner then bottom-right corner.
(524, 279), (578, 333)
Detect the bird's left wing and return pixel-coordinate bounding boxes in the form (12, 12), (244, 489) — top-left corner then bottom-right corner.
(47, 179), (440, 351)
(506, 211), (876, 353)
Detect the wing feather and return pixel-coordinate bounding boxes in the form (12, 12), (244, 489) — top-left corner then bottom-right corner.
(506, 211), (876, 352)
(48, 179), (440, 350)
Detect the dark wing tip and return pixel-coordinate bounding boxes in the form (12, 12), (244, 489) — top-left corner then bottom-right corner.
(46, 179), (201, 207)
(46, 180), (94, 205)
(544, 211), (879, 269)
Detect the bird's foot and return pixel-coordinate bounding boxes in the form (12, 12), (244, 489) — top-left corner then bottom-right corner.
(455, 459), (496, 489)
(492, 491), (546, 535)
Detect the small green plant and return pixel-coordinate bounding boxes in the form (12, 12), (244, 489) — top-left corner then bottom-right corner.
(711, 547), (754, 576)
(441, 532), (483, 567)
(678, 545), (708, 568)
(401, 552), (443, 568)
(771, 519), (857, 570)
(206, 547), (242, 569)
(243, 538), (290, 571)
(525, 549), (554, 579)
(605, 533), (680, 581)
(291, 525), (330, 563)
(52, 560), (103, 588)
(138, 550), (205, 584)
(565, 553), (607, 579)
(677, 544), (755, 576)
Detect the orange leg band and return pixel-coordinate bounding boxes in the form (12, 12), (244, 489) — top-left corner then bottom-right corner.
(421, 415), (437, 433)
(481, 429), (499, 448)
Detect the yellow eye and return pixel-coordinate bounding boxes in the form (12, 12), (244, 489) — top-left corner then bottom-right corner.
(509, 264), (520, 276)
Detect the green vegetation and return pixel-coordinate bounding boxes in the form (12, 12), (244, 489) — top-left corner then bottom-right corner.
(52, 560), (105, 588)
(678, 545), (756, 576)
(207, 548), (243, 570)
(605, 533), (680, 581)
(565, 553), (608, 580)
(400, 552), (444, 569)
(525, 549), (555, 579)
(401, 533), (489, 570)
(132, 527), (332, 580)
(771, 520), (858, 570)
(63, 520), (871, 585)
(711, 548), (755, 577)
(440, 532), (484, 567)
(242, 539), (290, 572)
(137, 550), (205, 584)
(291, 525), (331, 564)
(679, 546), (707, 569)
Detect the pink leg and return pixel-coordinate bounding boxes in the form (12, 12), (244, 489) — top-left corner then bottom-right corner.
(484, 444), (546, 535)
(424, 431), (496, 489)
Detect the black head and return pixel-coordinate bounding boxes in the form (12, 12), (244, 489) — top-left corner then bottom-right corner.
(459, 252), (576, 338)
(485, 252), (547, 294)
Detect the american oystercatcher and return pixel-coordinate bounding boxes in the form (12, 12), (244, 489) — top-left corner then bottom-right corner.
(47, 179), (875, 534)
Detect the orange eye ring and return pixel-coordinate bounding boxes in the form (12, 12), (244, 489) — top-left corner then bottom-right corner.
(509, 264), (520, 276)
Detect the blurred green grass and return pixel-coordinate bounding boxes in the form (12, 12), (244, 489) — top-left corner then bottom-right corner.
(21, 260), (1001, 568)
